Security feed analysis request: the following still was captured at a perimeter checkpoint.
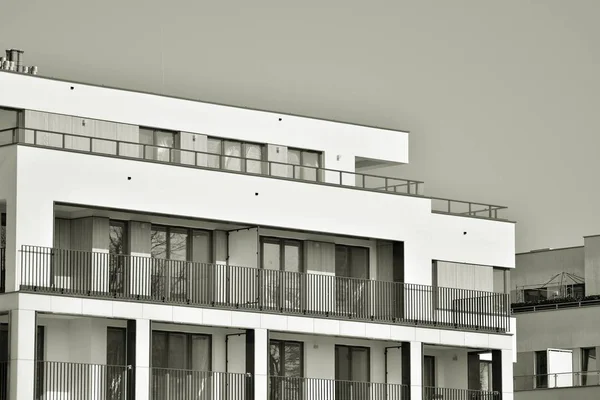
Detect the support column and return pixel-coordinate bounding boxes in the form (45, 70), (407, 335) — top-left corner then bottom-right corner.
(409, 341), (422, 400)
(401, 342), (411, 398)
(245, 329), (268, 400)
(9, 310), (36, 400)
(496, 349), (513, 400)
(134, 319), (150, 400)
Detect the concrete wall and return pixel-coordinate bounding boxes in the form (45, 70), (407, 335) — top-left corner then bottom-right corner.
(515, 387), (600, 400)
(584, 236), (600, 296)
(515, 307), (600, 353)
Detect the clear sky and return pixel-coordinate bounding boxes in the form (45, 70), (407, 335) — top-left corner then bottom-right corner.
(1, 0), (598, 253)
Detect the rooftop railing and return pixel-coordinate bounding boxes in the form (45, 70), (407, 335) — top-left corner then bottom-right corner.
(20, 246), (511, 333)
(0, 127), (508, 220)
(514, 371), (600, 391)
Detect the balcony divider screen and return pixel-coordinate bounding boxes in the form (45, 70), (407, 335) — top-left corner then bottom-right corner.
(20, 246), (511, 333)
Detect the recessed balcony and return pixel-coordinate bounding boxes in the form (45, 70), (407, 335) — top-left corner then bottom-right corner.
(19, 246), (510, 333)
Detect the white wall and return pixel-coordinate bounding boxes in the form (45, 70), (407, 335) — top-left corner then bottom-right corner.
(0, 72), (409, 166)
(10, 146), (514, 293)
(423, 347), (469, 390)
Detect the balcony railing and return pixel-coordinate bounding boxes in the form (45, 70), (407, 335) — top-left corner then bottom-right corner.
(423, 387), (500, 400)
(269, 376), (408, 400)
(514, 371), (600, 391)
(0, 127), (508, 220)
(151, 368), (251, 400)
(35, 361), (130, 400)
(20, 246), (510, 332)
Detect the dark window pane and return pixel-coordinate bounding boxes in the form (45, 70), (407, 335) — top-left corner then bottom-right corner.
(168, 333), (187, 369)
(151, 332), (168, 368)
(151, 227), (168, 259)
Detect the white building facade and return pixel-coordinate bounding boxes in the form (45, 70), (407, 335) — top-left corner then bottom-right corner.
(0, 70), (516, 400)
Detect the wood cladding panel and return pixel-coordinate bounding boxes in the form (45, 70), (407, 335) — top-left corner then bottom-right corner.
(437, 261), (494, 292)
(376, 241), (393, 282)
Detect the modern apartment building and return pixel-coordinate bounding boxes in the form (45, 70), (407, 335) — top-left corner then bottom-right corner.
(0, 69), (515, 400)
(511, 236), (600, 400)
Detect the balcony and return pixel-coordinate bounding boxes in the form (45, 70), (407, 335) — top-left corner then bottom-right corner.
(0, 127), (507, 220)
(268, 376), (408, 400)
(151, 368), (251, 400)
(19, 246), (510, 333)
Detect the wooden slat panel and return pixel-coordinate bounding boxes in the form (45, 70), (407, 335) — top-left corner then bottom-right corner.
(376, 240), (393, 281)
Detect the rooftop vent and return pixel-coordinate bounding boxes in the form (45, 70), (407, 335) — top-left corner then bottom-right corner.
(0, 49), (38, 75)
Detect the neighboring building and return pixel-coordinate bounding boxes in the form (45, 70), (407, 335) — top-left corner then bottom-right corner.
(0, 69), (516, 400)
(512, 236), (600, 400)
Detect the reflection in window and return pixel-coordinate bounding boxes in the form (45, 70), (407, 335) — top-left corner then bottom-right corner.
(150, 225), (189, 301)
(288, 148), (321, 181)
(480, 360), (492, 391)
(152, 331), (211, 399)
(270, 340), (303, 400)
(206, 137), (264, 173)
(582, 347), (597, 386)
(109, 221), (127, 294)
(140, 127), (178, 161)
(535, 351), (548, 388)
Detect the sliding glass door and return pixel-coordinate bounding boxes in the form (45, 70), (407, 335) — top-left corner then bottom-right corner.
(152, 331), (211, 399)
(106, 327), (127, 400)
(335, 345), (370, 400)
(335, 245), (369, 318)
(269, 340), (303, 400)
(261, 238), (303, 312)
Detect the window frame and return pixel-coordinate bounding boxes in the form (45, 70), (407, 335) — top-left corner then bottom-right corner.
(287, 147), (322, 181)
(151, 330), (212, 371)
(260, 237), (304, 273)
(139, 127), (179, 161)
(269, 339), (304, 378)
(206, 137), (265, 173)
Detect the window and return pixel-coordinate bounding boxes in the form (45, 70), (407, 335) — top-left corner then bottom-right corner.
(335, 245), (370, 317)
(152, 331), (211, 399)
(480, 360), (493, 391)
(139, 127), (178, 162)
(150, 226), (212, 301)
(107, 327), (127, 400)
(261, 238), (303, 310)
(423, 355), (435, 387)
(151, 331), (211, 370)
(0, 213), (5, 248)
(567, 284), (585, 299)
(335, 345), (370, 400)
(269, 340), (303, 400)
(288, 148), (321, 181)
(535, 350), (548, 388)
(207, 137), (264, 173)
(109, 221), (127, 295)
(582, 347), (596, 386)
